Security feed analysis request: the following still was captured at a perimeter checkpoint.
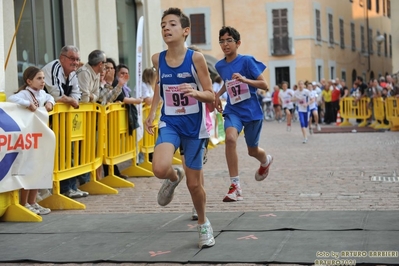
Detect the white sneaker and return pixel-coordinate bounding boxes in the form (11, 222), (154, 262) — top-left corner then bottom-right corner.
(197, 218), (215, 248)
(31, 203), (51, 215)
(317, 124), (321, 131)
(303, 138), (308, 144)
(63, 189), (84, 198)
(191, 207), (198, 220)
(286, 125), (291, 132)
(222, 183), (243, 202)
(24, 203), (39, 215)
(255, 155), (273, 181)
(76, 188), (89, 197)
(157, 167), (185, 206)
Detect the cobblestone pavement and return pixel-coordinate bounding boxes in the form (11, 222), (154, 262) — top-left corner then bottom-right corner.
(5, 120), (399, 266)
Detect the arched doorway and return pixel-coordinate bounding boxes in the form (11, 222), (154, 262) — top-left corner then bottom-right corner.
(352, 69), (357, 85)
(370, 71), (375, 81)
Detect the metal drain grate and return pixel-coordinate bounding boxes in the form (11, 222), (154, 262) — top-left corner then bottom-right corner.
(371, 176), (399, 182)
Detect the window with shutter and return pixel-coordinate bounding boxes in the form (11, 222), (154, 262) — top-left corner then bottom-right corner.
(272, 9), (290, 55)
(360, 26), (366, 53)
(377, 30), (381, 56)
(351, 23), (356, 51)
(368, 28), (373, 55)
(339, 19), (344, 49)
(190, 14), (206, 44)
(315, 9), (321, 41)
(383, 0), (386, 16)
(384, 33), (388, 56)
(328, 14), (334, 45)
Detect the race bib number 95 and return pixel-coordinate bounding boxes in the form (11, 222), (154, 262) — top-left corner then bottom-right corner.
(163, 83), (199, 115)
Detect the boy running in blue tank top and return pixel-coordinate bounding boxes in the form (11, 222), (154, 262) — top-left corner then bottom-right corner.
(214, 26), (273, 202)
(144, 7), (215, 249)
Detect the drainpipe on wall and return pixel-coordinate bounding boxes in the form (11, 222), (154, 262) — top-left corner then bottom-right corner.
(222, 0), (225, 26)
(366, 3), (370, 73)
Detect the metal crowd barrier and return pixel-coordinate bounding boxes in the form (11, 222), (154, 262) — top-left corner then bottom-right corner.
(339, 97), (371, 127)
(385, 97), (399, 131)
(0, 101), (203, 221)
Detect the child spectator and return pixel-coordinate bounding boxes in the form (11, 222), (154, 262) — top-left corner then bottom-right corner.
(7, 66), (55, 215)
(141, 67), (157, 106)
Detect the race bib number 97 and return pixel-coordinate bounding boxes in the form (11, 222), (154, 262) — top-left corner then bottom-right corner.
(225, 78), (251, 105)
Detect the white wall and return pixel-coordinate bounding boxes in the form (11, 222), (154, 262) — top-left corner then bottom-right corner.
(0, 1), (5, 94)
(2, 0), (18, 97)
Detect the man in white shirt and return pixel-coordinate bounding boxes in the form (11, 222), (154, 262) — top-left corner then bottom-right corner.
(42, 45), (81, 108)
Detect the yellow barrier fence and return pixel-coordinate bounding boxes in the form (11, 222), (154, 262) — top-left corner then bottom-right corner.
(339, 97), (371, 127)
(0, 101), (194, 221)
(39, 103), (117, 211)
(99, 103), (142, 185)
(385, 97), (399, 131)
(370, 97), (390, 129)
(122, 104), (155, 177)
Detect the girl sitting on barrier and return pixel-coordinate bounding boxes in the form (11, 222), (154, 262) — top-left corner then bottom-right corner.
(7, 66), (55, 215)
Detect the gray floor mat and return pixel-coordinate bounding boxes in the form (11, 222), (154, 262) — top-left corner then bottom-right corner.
(1, 211), (398, 264)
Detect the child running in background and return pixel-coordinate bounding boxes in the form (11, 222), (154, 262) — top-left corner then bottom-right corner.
(144, 7), (215, 248)
(307, 82), (321, 134)
(291, 80), (313, 143)
(214, 26), (272, 203)
(279, 81), (295, 131)
(8, 66), (55, 215)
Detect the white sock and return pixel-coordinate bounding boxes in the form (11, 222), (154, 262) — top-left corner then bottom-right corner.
(261, 155), (270, 167)
(230, 176), (240, 187)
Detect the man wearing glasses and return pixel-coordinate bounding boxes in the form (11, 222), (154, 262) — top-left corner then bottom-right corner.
(42, 45), (81, 109)
(42, 45), (89, 199)
(76, 49), (106, 103)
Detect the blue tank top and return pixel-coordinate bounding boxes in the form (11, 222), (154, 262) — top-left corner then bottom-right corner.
(158, 49), (208, 139)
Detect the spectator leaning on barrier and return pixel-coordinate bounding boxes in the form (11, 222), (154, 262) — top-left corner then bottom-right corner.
(76, 49), (107, 103)
(8, 66), (55, 215)
(42, 45), (89, 199)
(102, 64), (142, 180)
(98, 58), (123, 105)
(75, 50), (107, 185)
(99, 58), (127, 180)
(42, 45), (81, 109)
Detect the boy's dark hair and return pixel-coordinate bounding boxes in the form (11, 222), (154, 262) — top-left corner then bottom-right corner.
(357, 76), (363, 82)
(162, 7), (190, 29)
(281, 81), (289, 86)
(219, 26), (240, 41)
